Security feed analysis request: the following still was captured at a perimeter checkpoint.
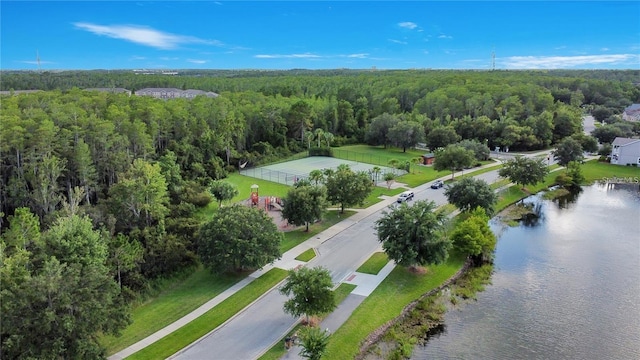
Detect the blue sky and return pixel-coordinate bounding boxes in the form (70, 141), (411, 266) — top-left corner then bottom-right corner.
(2, 1), (639, 70)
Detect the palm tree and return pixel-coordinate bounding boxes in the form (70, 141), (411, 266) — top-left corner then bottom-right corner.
(309, 169), (324, 185)
(314, 128), (324, 148)
(372, 166), (381, 184)
(305, 131), (315, 149)
(323, 132), (335, 147)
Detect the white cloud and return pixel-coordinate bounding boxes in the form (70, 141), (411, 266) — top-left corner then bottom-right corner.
(388, 39), (408, 45)
(130, 55), (146, 60)
(255, 53), (322, 59)
(601, 47), (610, 51)
(398, 22), (418, 30)
(255, 52), (371, 60)
(187, 59), (207, 64)
(19, 60), (54, 65)
(73, 22), (222, 50)
(502, 54), (640, 69)
(438, 34), (452, 39)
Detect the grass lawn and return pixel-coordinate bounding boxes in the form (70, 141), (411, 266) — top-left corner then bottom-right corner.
(322, 256), (466, 359)
(197, 172), (292, 219)
(581, 159), (640, 183)
(356, 252), (389, 275)
(102, 268), (245, 355)
(128, 268), (288, 360)
(295, 248), (316, 262)
(353, 186), (404, 208)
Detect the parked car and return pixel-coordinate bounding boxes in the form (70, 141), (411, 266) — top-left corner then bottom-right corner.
(431, 180), (444, 189)
(397, 190), (415, 203)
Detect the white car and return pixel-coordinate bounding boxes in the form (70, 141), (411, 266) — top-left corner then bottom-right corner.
(397, 190), (414, 203)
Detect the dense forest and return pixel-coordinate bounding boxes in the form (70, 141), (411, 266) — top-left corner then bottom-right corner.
(1, 69), (639, 358)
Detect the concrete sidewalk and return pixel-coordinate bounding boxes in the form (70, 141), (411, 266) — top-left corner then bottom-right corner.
(108, 192), (399, 360)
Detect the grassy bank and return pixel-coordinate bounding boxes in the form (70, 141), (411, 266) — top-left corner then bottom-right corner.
(128, 268), (288, 360)
(322, 256), (466, 359)
(101, 268), (245, 354)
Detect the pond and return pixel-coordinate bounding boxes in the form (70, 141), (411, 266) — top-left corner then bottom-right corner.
(412, 183), (640, 360)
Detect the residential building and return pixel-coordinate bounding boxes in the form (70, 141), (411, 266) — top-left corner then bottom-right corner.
(622, 104), (640, 122)
(135, 88), (219, 99)
(610, 137), (640, 166)
(84, 87), (132, 95)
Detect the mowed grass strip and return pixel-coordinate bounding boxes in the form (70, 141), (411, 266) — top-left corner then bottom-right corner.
(127, 268), (289, 360)
(354, 186), (404, 208)
(102, 268), (245, 354)
(322, 257), (466, 359)
(295, 248), (316, 262)
(356, 252), (389, 275)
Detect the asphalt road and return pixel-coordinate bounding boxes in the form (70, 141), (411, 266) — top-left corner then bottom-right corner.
(171, 197), (393, 359)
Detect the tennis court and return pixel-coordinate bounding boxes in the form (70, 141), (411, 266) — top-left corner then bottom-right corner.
(240, 156), (406, 186)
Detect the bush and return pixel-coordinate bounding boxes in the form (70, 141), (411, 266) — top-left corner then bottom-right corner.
(309, 147), (333, 157)
(186, 191), (213, 207)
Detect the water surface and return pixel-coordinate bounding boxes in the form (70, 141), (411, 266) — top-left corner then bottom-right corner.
(413, 184), (640, 360)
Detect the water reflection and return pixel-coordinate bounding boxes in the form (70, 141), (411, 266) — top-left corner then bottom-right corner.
(412, 184), (640, 360)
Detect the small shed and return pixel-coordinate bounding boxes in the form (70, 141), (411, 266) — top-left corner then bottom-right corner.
(421, 153), (436, 165)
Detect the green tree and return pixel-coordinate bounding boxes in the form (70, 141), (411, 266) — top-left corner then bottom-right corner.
(308, 169), (324, 185)
(375, 200), (451, 269)
(197, 205), (282, 273)
(561, 161), (586, 189)
(282, 185), (327, 231)
(498, 156), (549, 189)
(450, 207), (496, 264)
(457, 139), (490, 161)
(108, 233), (144, 289)
(444, 177), (496, 215)
(209, 180), (239, 207)
(554, 137), (584, 166)
(108, 158), (169, 230)
(324, 165), (373, 213)
(572, 134), (599, 154)
(427, 126), (460, 150)
(364, 113), (399, 148)
(388, 121), (425, 152)
(1, 207), (41, 251)
(0, 215), (130, 359)
(384, 172), (396, 189)
(298, 326), (331, 360)
(27, 153), (66, 220)
(591, 125), (624, 144)
(280, 266), (336, 323)
(433, 145), (475, 179)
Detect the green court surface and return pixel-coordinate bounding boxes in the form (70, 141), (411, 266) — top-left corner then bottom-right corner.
(240, 156), (405, 186)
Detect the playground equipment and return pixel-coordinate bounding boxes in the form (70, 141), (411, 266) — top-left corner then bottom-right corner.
(251, 184), (259, 206)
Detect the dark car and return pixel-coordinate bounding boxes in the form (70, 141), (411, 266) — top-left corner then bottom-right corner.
(431, 180), (444, 189)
